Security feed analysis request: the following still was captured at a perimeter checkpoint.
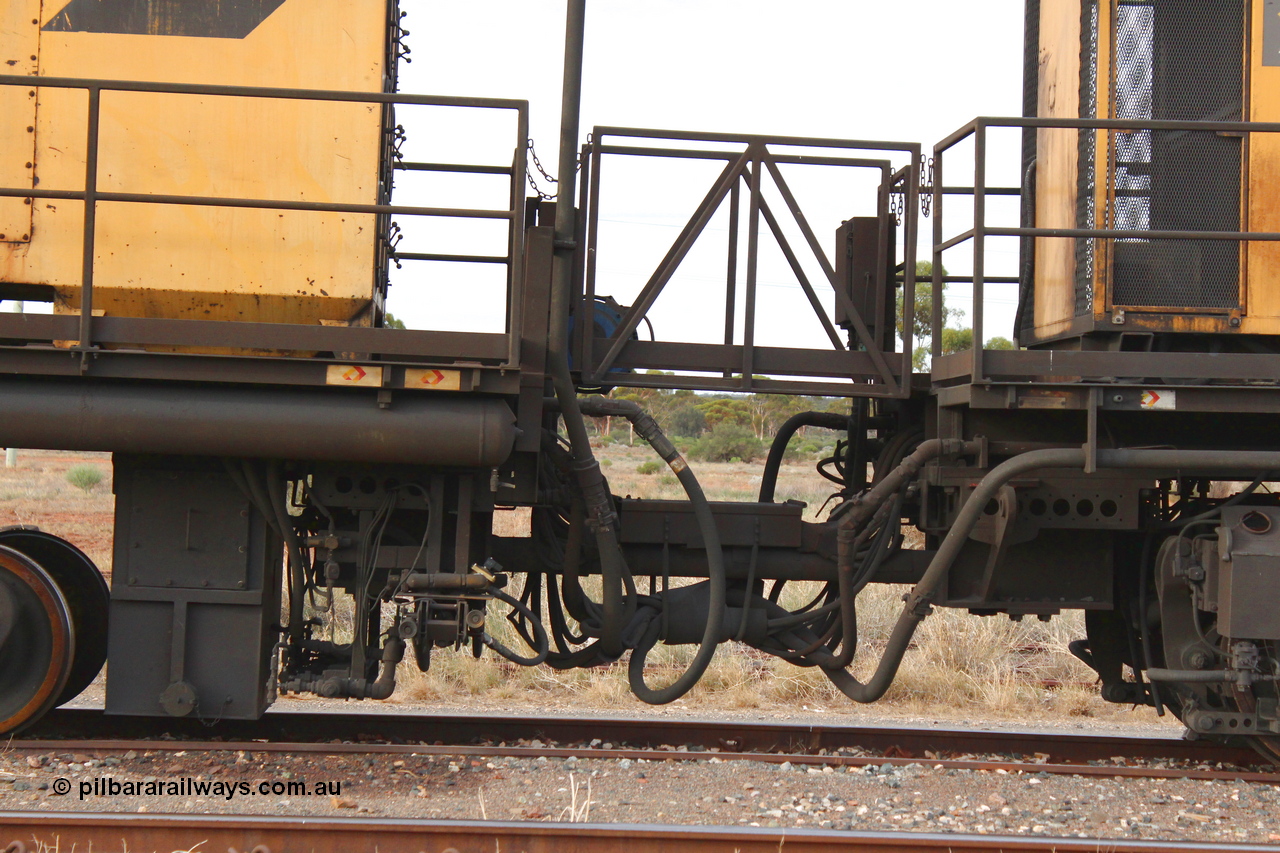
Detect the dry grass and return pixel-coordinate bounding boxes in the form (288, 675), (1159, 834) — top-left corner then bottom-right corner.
(393, 441), (1161, 725)
(0, 449), (114, 577)
(1, 447), (1163, 725)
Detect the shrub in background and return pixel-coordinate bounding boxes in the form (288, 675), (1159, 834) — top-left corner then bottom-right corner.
(689, 423), (765, 463)
(668, 404), (707, 437)
(66, 465), (104, 492)
(636, 460), (662, 475)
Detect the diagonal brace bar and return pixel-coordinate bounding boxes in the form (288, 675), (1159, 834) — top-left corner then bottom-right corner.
(761, 157), (898, 388)
(592, 150), (751, 380)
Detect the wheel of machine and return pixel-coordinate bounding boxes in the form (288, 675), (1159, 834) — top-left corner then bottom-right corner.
(1153, 536), (1280, 763)
(0, 544), (74, 734)
(0, 527), (109, 705)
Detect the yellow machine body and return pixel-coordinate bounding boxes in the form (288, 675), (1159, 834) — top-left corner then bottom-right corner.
(1031, 0), (1280, 343)
(0, 0), (388, 350)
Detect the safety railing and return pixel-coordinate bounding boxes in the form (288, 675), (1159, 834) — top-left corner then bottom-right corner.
(0, 74), (528, 369)
(932, 115), (1280, 386)
(578, 127), (921, 398)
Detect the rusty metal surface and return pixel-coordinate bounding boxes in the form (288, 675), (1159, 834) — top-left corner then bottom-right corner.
(2, 812), (1276, 853)
(26, 708), (1263, 768)
(10, 737), (1278, 786)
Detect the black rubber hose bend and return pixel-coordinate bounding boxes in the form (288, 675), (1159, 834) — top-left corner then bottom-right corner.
(825, 446), (1084, 703)
(759, 411), (850, 503)
(573, 396), (726, 705)
(832, 445), (1280, 695)
(836, 439), (975, 577)
(484, 586), (550, 667)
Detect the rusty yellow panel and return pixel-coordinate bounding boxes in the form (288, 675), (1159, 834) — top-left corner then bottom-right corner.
(2, 0), (390, 350)
(0, 2), (40, 245)
(1032, 0), (1083, 340)
(1244, 0), (1280, 336)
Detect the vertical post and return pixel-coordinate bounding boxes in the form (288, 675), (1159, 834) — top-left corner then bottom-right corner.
(552, 1), (586, 293)
(901, 149), (920, 393)
(1014, 0), (1041, 347)
(741, 146), (763, 388)
(506, 104), (529, 369)
(571, 141), (591, 370)
(931, 149), (944, 363)
(722, 179), (740, 378)
(79, 87), (101, 353)
(5, 300), (18, 467)
(547, 0), (586, 401)
(579, 140), (600, 373)
(973, 123), (987, 383)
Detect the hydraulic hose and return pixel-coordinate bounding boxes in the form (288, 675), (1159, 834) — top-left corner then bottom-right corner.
(759, 411), (850, 503)
(266, 462), (310, 652)
(227, 459), (306, 650)
(826, 446), (1083, 702)
(572, 396), (726, 705)
(824, 445), (1280, 703)
(484, 586), (550, 667)
(836, 439), (975, 577)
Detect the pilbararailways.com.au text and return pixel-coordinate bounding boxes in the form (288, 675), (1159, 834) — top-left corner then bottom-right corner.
(57, 777), (342, 801)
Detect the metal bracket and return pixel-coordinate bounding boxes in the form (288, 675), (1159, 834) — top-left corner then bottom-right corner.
(1084, 387), (1101, 474)
(974, 484), (1019, 601)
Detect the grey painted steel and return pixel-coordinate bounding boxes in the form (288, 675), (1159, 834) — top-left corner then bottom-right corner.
(0, 379), (515, 467)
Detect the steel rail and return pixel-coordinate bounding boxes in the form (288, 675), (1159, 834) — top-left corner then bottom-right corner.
(9, 737), (1278, 785)
(1, 812), (1274, 853)
(25, 708), (1263, 768)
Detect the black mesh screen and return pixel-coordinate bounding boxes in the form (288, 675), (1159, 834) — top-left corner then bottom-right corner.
(1108, 0), (1243, 310)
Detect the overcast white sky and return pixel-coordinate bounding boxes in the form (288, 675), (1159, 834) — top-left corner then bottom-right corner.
(387, 0), (1030, 358)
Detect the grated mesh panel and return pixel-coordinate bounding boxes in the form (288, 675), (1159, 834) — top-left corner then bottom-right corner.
(1108, 0), (1242, 310)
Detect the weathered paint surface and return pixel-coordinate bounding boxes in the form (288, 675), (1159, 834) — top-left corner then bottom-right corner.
(0, 1), (39, 245)
(1247, 0), (1280, 335)
(0, 0), (387, 349)
(1032, 0), (1083, 340)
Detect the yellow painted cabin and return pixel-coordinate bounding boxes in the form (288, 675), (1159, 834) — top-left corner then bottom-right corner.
(1030, 0), (1280, 343)
(0, 0), (391, 352)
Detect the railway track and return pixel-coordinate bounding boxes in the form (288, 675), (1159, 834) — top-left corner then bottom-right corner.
(22, 701), (1269, 768)
(16, 708), (1276, 784)
(2, 812), (1277, 853)
(9, 712), (1279, 847)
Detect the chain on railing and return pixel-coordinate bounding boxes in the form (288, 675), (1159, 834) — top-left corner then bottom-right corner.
(525, 138), (558, 200)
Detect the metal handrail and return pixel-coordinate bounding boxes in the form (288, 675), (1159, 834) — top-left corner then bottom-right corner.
(0, 74), (529, 367)
(580, 128), (922, 398)
(931, 115), (1280, 383)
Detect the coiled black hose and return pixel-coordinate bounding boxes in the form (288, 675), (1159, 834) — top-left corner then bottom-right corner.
(567, 397), (726, 705)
